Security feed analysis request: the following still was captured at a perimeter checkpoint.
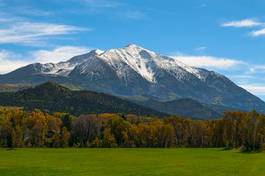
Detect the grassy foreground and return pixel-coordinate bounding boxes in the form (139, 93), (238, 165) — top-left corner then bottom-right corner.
(0, 148), (265, 176)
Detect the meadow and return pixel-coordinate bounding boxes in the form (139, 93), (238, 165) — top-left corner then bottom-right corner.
(0, 148), (264, 176)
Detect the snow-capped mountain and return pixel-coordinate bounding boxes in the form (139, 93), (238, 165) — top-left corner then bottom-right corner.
(1, 44), (265, 114)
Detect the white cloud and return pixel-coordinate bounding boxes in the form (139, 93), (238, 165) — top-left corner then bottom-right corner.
(171, 53), (265, 99)
(250, 28), (265, 37)
(248, 65), (265, 73)
(0, 19), (89, 45)
(0, 46), (90, 73)
(221, 18), (265, 38)
(240, 85), (265, 96)
(0, 51), (30, 74)
(221, 19), (263, 28)
(32, 46), (90, 63)
(172, 55), (244, 69)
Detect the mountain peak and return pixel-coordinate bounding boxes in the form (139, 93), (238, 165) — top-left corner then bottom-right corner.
(90, 49), (104, 55)
(124, 44), (153, 53)
(126, 43), (142, 49)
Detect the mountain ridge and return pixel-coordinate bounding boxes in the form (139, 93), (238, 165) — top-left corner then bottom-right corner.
(0, 44), (264, 114)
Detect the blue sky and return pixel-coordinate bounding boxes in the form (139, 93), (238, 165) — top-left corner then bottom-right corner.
(0, 0), (265, 100)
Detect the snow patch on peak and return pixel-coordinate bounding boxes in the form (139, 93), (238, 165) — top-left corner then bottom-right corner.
(126, 43), (139, 47)
(158, 56), (211, 81)
(125, 44), (143, 50)
(40, 49), (106, 76)
(99, 45), (158, 83)
(92, 49), (104, 55)
(124, 44), (157, 57)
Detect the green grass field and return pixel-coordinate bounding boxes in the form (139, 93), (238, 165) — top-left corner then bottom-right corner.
(0, 148), (264, 176)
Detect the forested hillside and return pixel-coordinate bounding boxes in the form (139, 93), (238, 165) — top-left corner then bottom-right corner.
(0, 82), (165, 117)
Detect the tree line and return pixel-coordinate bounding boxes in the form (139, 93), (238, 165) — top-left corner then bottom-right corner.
(0, 107), (265, 151)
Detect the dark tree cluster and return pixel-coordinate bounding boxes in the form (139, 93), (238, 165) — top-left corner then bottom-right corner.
(0, 107), (265, 152)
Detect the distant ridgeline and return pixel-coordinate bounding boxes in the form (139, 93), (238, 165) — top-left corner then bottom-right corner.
(0, 107), (264, 152)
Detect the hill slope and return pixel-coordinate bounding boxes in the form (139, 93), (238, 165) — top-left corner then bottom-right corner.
(0, 82), (166, 117)
(134, 98), (221, 119)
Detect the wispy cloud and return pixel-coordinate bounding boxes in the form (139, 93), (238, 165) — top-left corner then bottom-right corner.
(221, 19), (263, 28)
(0, 14), (89, 46)
(250, 28), (265, 37)
(171, 53), (265, 98)
(32, 46), (90, 63)
(0, 46), (91, 74)
(172, 55), (244, 69)
(240, 85), (265, 96)
(247, 65), (265, 73)
(0, 50), (30, 74)
(221, 18), (265, 38)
